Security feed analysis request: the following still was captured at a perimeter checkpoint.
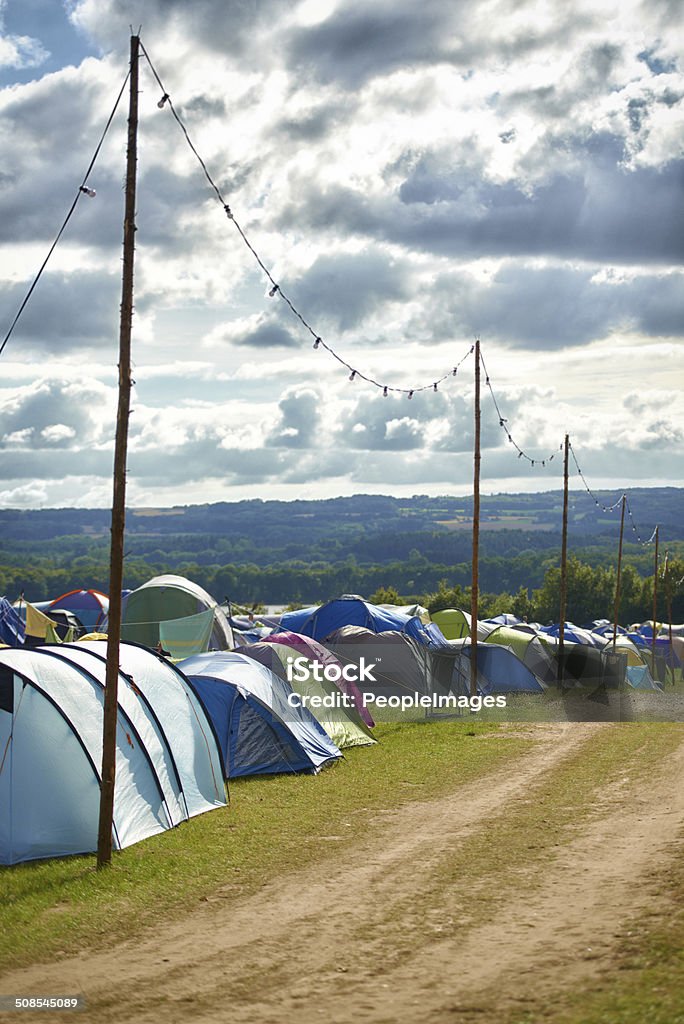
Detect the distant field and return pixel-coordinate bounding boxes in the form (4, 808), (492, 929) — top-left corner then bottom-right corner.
(435, 515), (556, 531)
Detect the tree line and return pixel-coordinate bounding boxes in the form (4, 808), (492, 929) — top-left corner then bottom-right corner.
(1, 552), (682, 625)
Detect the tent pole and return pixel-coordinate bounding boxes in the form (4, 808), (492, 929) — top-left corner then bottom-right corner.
(651, 526), (659, 682)
(612, 494), (626, 649)
(470, 339), (480, 698)
(557, 434), (569, 687)
(97, 34), (139, 869)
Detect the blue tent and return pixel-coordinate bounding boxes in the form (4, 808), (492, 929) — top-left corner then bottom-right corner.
(460, 641), (545, 694)
(0, 597), (24, 646)
(280, 596), (442, 644)
(178, 651), (342, 778)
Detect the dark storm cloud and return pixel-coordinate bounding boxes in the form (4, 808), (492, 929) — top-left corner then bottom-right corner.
(0, 270), (121, 352)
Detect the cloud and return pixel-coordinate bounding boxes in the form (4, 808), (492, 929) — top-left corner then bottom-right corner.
(265, 386), (322, 448)
(0, 377), (115, 449)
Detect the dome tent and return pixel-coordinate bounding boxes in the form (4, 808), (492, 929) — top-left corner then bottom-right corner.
(0, 643), (226, 865)
(121, 574), (233, 655)
(179, 651), (342, 778)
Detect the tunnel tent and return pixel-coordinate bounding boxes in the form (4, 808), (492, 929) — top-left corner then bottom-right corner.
(0, 644), (226, 866)
(121, 574), (233, 653)
(178, 650), (342, 778)
(59, 640), (226, 813)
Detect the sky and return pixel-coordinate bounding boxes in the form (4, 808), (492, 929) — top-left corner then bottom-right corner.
(0, 0), (682, 510)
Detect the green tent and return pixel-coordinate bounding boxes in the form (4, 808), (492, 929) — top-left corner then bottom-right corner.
(121, 574), (233, 652)
(431, 608), (471, 640)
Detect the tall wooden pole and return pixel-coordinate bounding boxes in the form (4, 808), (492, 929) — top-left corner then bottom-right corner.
(557, 434), (569, 686)
(651, 526), (659, 681)
(612, 494), (626, 648)
(470, 339), (481, 698)
(97, 34), (139, 869)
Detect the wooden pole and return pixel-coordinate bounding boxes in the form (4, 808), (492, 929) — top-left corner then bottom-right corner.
(97, 34), (139, 869)
(558, 434), (569, 686)
(612, 494), (626, 648)
(663, 551), (674, 685)
(470, 339), (481, 698)
(651, 526), (659, 682)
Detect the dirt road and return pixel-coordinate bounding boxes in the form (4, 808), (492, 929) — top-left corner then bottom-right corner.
(2, 722), (683, 1023)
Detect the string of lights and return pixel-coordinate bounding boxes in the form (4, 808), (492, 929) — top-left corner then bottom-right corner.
(140, 41), (476, 397)
(568, 442), (657, 544)
(0, 68), (131, 360)
(141, 42), (674, 547)
(479, 348), (562, 467)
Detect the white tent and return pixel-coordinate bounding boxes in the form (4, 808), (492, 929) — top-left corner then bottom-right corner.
(0, 643), (226, 865)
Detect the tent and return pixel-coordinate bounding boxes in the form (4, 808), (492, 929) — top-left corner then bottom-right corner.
(261, 630), (375, 726)
(240, 640), (376, 750)
(485, 625), (558, 685)
(609, 636), (661, 690)
(430, 608), (494, 641)
(0, 642), (226, 865)
(121, 574), (233, 654)
(539, 623), (606, 649)
(450, 639), (545, 693)
(323, 625), (466, 719)
(279, 596), (415, 641)
(0, 597), (24, 647)
(178, 651), (342, 778)
(47, 589), (109, 631)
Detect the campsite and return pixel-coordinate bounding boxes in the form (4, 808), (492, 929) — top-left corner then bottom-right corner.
(2, 1), (684, 1021)
(1, 564), (684, 1021)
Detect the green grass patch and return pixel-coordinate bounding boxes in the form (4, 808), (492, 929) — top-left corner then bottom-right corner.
(0, 719), (527, 972)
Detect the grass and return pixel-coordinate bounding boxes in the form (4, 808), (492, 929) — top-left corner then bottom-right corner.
(0, 719), (527, 972)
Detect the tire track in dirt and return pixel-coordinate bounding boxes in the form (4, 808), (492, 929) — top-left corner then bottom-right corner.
(4, 723), (682, 1024)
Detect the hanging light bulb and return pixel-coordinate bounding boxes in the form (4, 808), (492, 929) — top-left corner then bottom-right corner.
(157, 93), (170, 109)
(269, 284), (279, 297)
(79, 185), (96, 198)
(433, 382), (438, 392)
(349, 370), (356, 381)
(313, 337), (321, 349)
(383, 386), (388, 397)
(408, 390), (414, 399)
